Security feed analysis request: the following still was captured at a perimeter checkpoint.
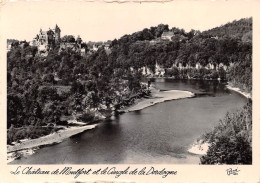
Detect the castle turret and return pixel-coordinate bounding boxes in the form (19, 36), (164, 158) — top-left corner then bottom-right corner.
(47, 29), (55, 44)
(54, 24), (61, 43)
(76, 35), (82, 44)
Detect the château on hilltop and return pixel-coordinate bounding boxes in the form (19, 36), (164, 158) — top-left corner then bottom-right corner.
(30, 25), (87, 56)
(7, 24), (112, 57)
(31, 24), (61, 47)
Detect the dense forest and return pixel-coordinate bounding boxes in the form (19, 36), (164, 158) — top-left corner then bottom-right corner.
(7, 16), (252, 157)
(7, 40), (148, 144)
(108, 18), (252, 91)
(203, 18), (252, 41)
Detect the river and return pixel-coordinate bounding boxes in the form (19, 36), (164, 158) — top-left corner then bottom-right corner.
(11, 79), (248, 164)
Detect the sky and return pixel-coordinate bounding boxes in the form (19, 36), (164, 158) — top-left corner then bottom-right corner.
(0, 0), (256, 42)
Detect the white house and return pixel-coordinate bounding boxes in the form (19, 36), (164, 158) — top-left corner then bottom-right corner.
(161, 31), (174, 41)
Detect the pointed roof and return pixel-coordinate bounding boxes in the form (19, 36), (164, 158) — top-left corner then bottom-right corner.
(76, 35), (82, 41)
(55, 24), (61, 32)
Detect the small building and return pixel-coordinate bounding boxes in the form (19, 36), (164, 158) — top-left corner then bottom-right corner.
(80, 48), (86, 56)
(92, 44), (99, 51)
(211, 36), (219, 40)
(104, 44), (110, 50)
(161, 31), (174, 41)
(7, 44), (12, 51)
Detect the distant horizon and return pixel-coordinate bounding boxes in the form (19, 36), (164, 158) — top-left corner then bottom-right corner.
(6, 17), (252, 43)
(1, 1), (254, 42)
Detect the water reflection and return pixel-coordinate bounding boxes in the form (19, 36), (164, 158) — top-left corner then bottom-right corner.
(11, 79), (247, 164)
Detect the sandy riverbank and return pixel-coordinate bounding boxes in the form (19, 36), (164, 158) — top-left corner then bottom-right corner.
(187, 139), (210, 156)
(7, 124), (97, 162)
(187, 84), (251, 158)
(226, 84), (251, 99)
(7, 86), (195, 163)
(120, 87), (195, 112)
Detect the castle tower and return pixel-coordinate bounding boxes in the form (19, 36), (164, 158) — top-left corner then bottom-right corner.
(54, 24), (61, 43)
(47, 28), (55, 45)
(76, 35), (82, 44)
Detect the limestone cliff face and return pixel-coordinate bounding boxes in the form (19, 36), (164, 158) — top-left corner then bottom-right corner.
(155, 63), (165, 76)
(133, 58), (231, 79)
(140, 63), (165, 77)
(141, 66), (154, 76)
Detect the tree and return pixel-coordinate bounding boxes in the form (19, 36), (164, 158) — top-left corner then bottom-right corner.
(42, 101), (62, 124)
(127, 71), (141, 92)
(201, 103), (252, 164)
(155, 24), (169, 38)
(38, 87), (59, 102)
(82, 91), (100, 110)
(7, 94), (24, 128)
(43, 73), (55, 84)
(61, 35), (75, 43)
(71, 81), (85, 94)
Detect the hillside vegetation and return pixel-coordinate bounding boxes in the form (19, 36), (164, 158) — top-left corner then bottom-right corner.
(109, 18), (252, 91)
(7, 42), (148, 144)
(203, 18), (252, 41)
(200, 102), (252, 164)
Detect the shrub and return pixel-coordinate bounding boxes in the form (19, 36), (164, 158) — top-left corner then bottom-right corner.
(77, 111), (95, 122)
(7, 125), (53, 144)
